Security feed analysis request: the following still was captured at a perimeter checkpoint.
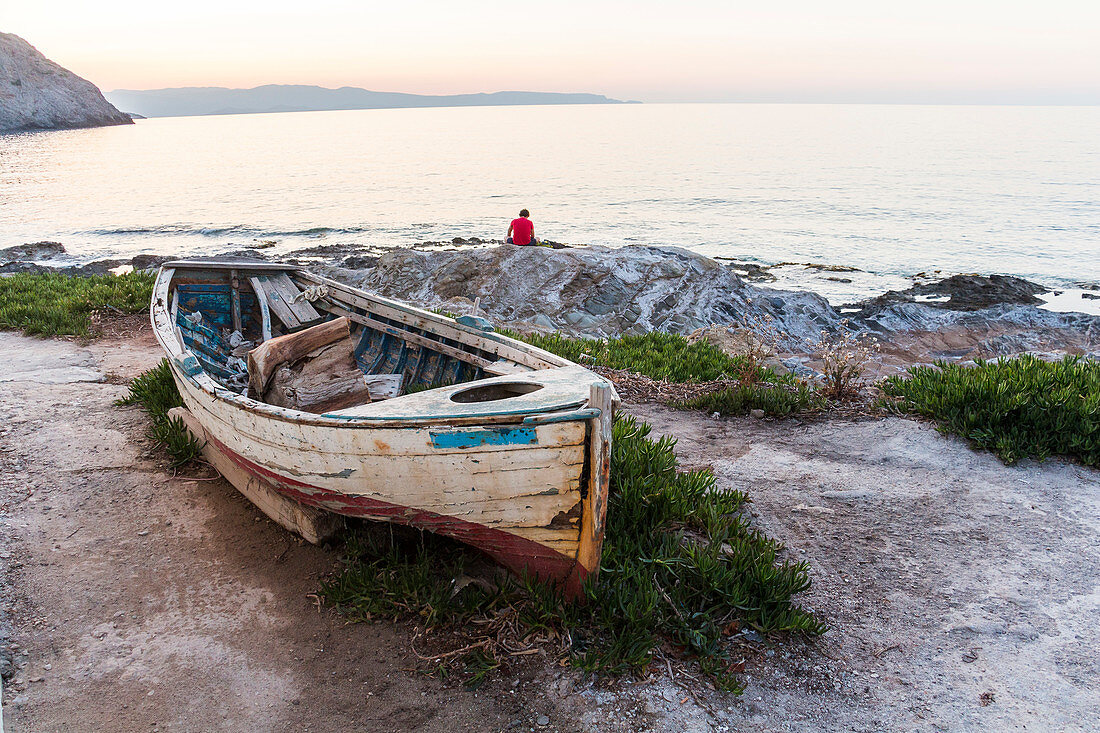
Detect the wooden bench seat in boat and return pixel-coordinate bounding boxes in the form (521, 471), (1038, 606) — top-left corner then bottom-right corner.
(322, 365), (594, 421)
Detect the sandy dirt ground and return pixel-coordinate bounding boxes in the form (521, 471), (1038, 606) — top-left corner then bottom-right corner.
(627, 404), (1100, 732)
(1, 328), (1098, 732)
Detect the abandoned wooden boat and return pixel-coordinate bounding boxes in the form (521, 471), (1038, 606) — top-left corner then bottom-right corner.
(151, 260), (618, 596)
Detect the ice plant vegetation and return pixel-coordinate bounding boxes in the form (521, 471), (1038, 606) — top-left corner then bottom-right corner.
(0, 271), (154, 337)
(882, 355), (1100, 466)
(514, 329), (822, 417)
(513, 330), (755, 383)
(117, 359), (202, 468)
(678, 380), (822, 417)
(322, 415), (825, 692)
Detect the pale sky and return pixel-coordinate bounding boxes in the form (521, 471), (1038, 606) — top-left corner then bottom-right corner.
(6, 0), (1100, 103)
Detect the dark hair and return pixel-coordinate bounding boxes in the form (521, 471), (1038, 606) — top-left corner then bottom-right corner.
(519, 209), (529, 218)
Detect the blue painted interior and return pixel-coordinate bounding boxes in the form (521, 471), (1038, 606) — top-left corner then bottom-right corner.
(173, 276), (486, 398)
(176, 308), (240, 380)
(354, 314), (483, 389)
(175, 284), (257, 332)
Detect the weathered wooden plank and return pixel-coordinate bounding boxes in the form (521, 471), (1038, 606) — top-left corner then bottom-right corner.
(301, 483), (582, 527)
(510, 526), (582, 543)
(512, 537), (579, 553)
(249, 274), (304, 330)
(293, 271), (567, 370)
(235, 432), (587, 479)
(164, 259), (297, 272)
(577, 382), (614, 578)
(230, 269), (242, 333)
(507, 530), (580, 556)
(212, 426), (585, 493)
(484, 359), (535, 375)
(281, 473), (583, 527)
(187, 403), (584, 526)
(362, 374), (403, 400)
(264, 337), (373, 413)
(265, 271), (322, 324)
(250, 277), (274, 341)
(201, 393), (586, 458)
(295, 336), (356, 379)
(267, 367), (374, 413)
(168, 407), (341, 544)
(320, 366), (591, 422)
(415, 493), (582, 527)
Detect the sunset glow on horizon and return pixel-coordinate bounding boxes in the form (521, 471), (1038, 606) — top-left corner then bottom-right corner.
(6, 0), (1100, 104)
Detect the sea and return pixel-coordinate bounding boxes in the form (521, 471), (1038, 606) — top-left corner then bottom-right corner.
(2, 103), (1098, 309)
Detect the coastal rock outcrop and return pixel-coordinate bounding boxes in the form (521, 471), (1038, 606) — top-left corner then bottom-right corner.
(849, 274), (1096, 352)
(315, 243), (1099, 362)
(0, 32), (132, 133)
(319, 244), (843, 349)
(0, 241), (66, 262)
(851, 274), (1049, 313)
(4, 241), (1096, 364)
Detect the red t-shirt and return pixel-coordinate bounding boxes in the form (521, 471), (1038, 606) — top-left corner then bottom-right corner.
(510, 217), (534, 246)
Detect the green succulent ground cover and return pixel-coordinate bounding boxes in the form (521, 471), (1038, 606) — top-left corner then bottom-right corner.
(678, 381), (823, 417)
(116, 359), (202, 468)
(516, 330), (752, 382)
(0, 271), (154, 337)
(881, 355), (1100, 466)
(322, 416), (824, 692)
(514, 330), (821, 417)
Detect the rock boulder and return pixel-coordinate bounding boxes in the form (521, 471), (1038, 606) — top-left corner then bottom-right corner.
(320, 244), (841, 349)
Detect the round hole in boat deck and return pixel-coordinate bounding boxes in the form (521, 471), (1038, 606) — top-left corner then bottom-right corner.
(449, 382), (544, 403)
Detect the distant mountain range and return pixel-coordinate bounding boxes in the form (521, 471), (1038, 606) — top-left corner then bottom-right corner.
(104, 85), (634, 119)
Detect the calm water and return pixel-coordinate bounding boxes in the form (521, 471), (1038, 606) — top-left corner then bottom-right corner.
(2, 104), (1098, 302)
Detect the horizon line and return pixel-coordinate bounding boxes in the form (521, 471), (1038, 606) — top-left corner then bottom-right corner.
(106, 83), (1099, 107)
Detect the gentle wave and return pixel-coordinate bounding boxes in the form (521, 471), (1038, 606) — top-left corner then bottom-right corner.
(82, 224), (374, 238)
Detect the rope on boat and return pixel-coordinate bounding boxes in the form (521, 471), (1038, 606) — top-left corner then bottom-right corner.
(292, 285), (330, 304)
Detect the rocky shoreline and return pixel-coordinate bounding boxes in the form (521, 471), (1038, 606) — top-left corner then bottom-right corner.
(3, 239), (1098, 372)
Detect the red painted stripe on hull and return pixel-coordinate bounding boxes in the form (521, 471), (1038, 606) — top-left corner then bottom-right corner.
(203, 432), (588, 597)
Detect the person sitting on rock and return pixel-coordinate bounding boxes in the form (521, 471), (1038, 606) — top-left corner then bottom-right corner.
(507, 209), (536, 246)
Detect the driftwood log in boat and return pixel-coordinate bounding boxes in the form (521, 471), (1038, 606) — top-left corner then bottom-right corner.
(247, 316), (352, 397)
(252, 317), (404, 412)
(152, 259), (618, 598)
(265, 339), (403, 413)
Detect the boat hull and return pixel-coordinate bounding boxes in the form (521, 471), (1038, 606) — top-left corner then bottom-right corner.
(201, 425), (590, 591)
(151, 263), (614, 597)
(171, 350), (597, 594)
